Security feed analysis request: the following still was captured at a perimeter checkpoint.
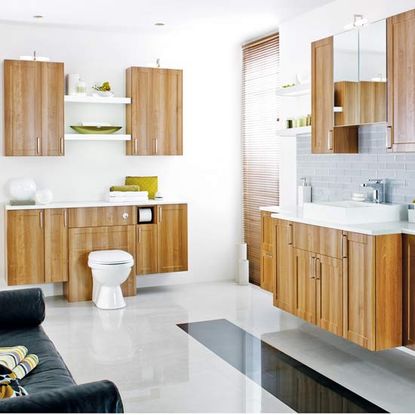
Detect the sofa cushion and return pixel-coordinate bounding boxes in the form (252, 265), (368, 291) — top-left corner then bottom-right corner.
(0, 326), (75, 394)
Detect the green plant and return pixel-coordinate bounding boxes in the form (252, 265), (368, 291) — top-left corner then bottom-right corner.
(93, 81), (111, 92)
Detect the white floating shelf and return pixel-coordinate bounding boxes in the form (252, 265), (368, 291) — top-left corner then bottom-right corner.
(64, 95), (131, 104)
(276, 83), (311, 97)
(64, 134), (131, 141)
(276, 126), (311, 137)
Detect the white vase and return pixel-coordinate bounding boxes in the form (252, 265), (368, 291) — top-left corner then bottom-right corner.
(8, 178), (37, 201)
(35, 189), (53, 205)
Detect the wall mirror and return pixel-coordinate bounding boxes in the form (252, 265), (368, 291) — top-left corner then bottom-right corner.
(333, 19), (387, 127)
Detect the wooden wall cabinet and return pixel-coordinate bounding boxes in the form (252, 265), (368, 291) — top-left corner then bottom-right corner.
(387, 10), (415, 152)
(311, 37), (358, 154)
(7, 209), (68, 285)
(272, 219), (402, 351)
(260, 211), (275, 293)
(4, 60), (64, 156)
(126, 67), (183, 156)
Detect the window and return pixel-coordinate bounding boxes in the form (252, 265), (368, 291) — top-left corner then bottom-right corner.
(242, 33), (280, 284)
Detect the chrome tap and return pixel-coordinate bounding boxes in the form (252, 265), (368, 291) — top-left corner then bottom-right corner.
(360, 179), (386, 204)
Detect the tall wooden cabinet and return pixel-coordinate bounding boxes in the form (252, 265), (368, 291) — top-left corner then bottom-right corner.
(4, 60), (64, 156)
(260, 212), (275, 293)
(126, 67), (183, 156)
(7, 209), (68, 285)
(403, 234), (415, 348)
(387, 9), (415, 152)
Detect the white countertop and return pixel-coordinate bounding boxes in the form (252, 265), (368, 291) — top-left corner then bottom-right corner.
(270, 209), (415, 236)
(5, 199), (187, 211)
(260, 205), (280, 213)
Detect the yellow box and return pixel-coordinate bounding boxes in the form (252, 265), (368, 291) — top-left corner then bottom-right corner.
(125, 176), (158, 199)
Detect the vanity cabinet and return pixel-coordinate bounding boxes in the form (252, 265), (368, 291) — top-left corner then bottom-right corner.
(157, 204), (188, 273)
(387, 9), (415, 151)
(7, 209), (68, 285)
(260, 211), (275, 293)
(126, 67), (183, 156)
(4, 60), (64, 156)
(272, 219), (402, 351)
(311, 37), (358, 154)
(403, 235), (415, 348)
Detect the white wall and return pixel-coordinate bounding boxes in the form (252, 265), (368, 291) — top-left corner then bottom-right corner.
(0, 23), (243, 295)
(278, 0), (415, 209)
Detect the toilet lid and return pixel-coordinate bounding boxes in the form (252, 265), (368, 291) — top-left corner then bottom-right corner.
(88, 250), (133, 265)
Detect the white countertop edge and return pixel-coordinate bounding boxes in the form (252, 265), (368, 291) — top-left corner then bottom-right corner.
(270, 211), (415, 236)
(5, 199), (187, 211)
(260, 205), (280, 213)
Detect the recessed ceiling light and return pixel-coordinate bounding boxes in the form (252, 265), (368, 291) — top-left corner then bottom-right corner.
(33, 15), (44, 19)
(154, 22), (165, 26)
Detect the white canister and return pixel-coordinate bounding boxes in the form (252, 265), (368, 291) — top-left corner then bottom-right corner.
(238, 259), (249, 285)
(66, 74), (80, 95)
(409, 205), (415, 223)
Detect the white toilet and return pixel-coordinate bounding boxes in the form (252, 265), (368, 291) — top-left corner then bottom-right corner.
(88, 250), (134, 310)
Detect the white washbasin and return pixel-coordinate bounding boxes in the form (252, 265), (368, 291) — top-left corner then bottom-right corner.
(303, 201), (407, 224)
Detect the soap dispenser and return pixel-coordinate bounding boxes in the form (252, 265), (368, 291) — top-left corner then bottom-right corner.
(298, 177), (312, 207)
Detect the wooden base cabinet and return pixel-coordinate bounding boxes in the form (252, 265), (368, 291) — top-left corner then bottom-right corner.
(137, 224), (158, 275)
(7, 209), (68, 285)
(272, 219), (402, 351)
(403, 234), (415, 348)
(260, 212), (276, 293)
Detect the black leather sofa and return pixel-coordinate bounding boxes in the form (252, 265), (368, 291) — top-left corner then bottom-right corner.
(0, 288), (124, 413)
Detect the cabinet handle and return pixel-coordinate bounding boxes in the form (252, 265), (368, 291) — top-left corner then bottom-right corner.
(327, 130), (333, 151)
(138, 227), (142, 243)
(60, 137), (64, 155)
(159, 207), (162, 222)
(36, 137), (41, 155)
(288, 223), (293, 245)
(39, 210), (44, 228)
(64, 209), (68, 227)
(155, 138), (158, 154)
(310, 256), (316, 279)
(316, 258), (321, 280)
(386, 126), (392, 149)
(342, 235), (348, 258)
(134, 138), (138, 154)
(122, 212), (129, 220)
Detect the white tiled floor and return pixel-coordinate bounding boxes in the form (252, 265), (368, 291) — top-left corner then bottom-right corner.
(43, 282), (415, 412)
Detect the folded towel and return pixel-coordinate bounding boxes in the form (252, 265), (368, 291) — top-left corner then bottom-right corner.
(110, 185), (140, 192)
(109, 191), (148, 198)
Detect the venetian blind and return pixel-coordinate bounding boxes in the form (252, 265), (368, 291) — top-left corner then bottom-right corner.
(242, 33), (280, 285)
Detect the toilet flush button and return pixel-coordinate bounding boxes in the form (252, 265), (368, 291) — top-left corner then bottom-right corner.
(122, 212), (129, 220)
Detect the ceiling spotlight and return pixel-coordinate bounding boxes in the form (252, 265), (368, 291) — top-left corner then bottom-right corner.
(33, 15), (44, 19)
(154, 22), (165, 26)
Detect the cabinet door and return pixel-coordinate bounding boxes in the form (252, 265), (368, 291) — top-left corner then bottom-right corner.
(343, 232), (376, 350)
(44, 209), (68, 283)
(311, 37), (334, 154)
(4, 60), (41, 156)
(403, 234), (415, 347)
(275, 220), (295, 313)
(126, 67), (154, 155)
(137, 224), (158, 275)
(316, 254), (343, 336)
(158, 204), (188, 273)
(40, 62), (64, 156)
(387, 10), (415, 151)
(7, 210), (45, 285)
(260, 212), (275, 292)
(294, 249), (316, 324)
(152, 69), (183, 155)
(66, 225), (136, 302)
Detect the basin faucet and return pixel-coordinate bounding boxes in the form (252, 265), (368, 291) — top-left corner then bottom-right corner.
(360, 179), (386, 204)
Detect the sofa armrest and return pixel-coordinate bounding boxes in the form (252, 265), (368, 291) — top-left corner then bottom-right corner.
(0, 288), (45, 329)
(0, 380), (124, 413)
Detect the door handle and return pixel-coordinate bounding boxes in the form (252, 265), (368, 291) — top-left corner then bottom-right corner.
(386, 126), (392, 149)
(154, 138), (158, 154)
(36, 137), (41, 155)
(288, 223), (293, 245)
(310, 256), (316, 279)
(135, 138), (138, 154)
(159, 207), (162, 222)
(60, 137), (64, 155)
(342, 235), (348, 258)
(39, 210), (44, 228)
(315, 258), (321, 280)
(64, 209), (68, 227)
(327, 130), (333, 151)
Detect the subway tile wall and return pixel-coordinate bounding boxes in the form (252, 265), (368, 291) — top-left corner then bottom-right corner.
(297, 124), (415, 204)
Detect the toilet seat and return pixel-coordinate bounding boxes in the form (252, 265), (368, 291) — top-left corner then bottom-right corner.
(88, 250), (133, 266)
